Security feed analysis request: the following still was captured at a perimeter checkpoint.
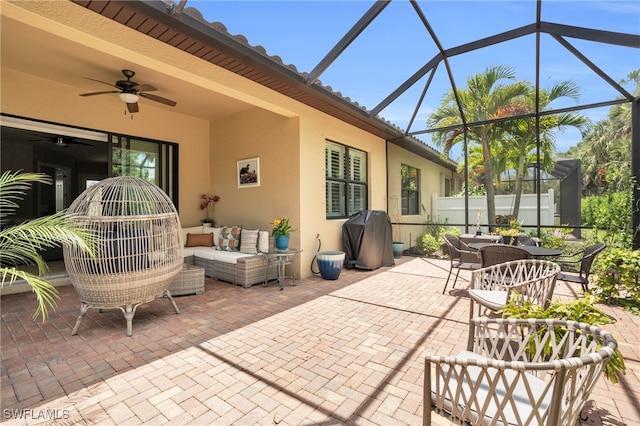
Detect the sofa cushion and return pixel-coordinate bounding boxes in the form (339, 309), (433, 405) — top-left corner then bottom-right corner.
(217, 226), (242, 251)
(186, 233), (214, 247)
(240, 229), (259, 254)
(193, 247), (256, 264)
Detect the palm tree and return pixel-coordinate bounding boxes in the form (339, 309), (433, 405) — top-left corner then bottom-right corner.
(428, 65), (529, 229)
(462, 142), (511, 195)
(500, 81), (587, 218)
(569, 70), (638, 194)
(0, 171), (96, 320)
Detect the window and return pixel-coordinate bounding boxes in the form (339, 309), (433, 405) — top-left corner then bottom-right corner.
(325, 140), (368, 218)
(401, 164), (419, 215)
(0, 115), (179, 261)
(111, 134), (178, 207)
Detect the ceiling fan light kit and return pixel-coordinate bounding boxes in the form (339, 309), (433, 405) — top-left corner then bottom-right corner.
(80, 69), (176, 114)
(118, 92), (139, 103)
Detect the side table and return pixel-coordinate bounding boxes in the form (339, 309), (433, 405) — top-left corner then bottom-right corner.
(263, 249), (302, 290)
(169, 263), (205, 296)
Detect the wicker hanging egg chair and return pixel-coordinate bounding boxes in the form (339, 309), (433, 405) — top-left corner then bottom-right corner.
(63, 176), (183, 336)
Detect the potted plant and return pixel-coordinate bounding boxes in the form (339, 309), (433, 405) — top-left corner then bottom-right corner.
(475, 207), (485, 235)
(271, 218), (295, 251)
(200, 194), (220, 226)
(496, 218), (525, 244)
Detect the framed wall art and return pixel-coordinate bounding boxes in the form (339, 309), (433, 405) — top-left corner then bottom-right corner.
(237, 157), (260, 188)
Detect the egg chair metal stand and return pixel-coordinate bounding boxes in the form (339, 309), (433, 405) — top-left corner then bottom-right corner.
(63, 176), (184, 336)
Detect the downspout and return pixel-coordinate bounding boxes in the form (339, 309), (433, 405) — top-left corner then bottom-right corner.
(386, 140), (390, 216)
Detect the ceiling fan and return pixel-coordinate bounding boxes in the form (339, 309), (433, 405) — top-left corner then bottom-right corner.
(79, 69), (177, 113)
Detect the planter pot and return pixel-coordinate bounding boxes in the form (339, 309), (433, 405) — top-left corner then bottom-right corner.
(275, 235), (289, 251)
(392, 242), (405, 259)
(316, 251), (345, 280)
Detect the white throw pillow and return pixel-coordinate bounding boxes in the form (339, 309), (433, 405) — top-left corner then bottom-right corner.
(203, 227), (222, 246)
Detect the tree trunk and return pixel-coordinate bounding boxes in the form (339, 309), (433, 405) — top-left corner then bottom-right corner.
(481, 135), (496, 231)
(511, 145), (527, 220)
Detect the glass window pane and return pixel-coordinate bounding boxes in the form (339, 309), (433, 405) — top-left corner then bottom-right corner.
(326, 181), (345, 217)
(349, 183), (367, 214)
(325, 141), (345, 179)
(325, 140), (368, 219)
(112, 138), (159, 184)
(349, 148), (367, 182)
(401, 164), (420, 215)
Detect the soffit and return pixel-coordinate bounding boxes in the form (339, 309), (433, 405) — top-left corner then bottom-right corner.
(69, 0), (451, 168)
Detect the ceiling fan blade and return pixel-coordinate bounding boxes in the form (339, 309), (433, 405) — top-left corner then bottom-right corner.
(80, 90), (119, 97)
(127, 102), (139, 113)
(139, 92), (177, 107)
(135, 84), (157, 92)
(83, 77), (118, 88)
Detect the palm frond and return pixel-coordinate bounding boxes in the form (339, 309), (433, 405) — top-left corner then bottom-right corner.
(0, 211), (98, 261)
(0, 267), (59, 321)
(0, 171), (98, 321)
(0, 171), (51, 221)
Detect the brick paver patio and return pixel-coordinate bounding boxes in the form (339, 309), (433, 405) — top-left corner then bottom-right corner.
(1, 257), (638, 425)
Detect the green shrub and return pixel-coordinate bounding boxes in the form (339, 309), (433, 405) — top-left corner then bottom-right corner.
(594, 247), (640, 312)
(501, 294), (626, 383)
(538, 227), (579, 252)
(439, 226), (461, 241)
(423, 215), (447, 238)
(414, 233), (440, 256)
(582, 188), (634, 249)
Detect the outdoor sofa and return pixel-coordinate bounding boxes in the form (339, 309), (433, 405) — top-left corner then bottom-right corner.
(181, 225), (277, 288)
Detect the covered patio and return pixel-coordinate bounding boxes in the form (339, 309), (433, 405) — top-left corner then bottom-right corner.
(2, 257), (638, 425)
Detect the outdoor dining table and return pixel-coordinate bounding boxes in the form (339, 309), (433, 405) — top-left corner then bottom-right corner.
(467, 242), (562, 258)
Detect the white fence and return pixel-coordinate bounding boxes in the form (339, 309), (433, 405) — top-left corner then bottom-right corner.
(431, 189), (555, 233)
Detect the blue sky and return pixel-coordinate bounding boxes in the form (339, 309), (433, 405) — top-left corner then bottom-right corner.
(189, 0), (639, 159)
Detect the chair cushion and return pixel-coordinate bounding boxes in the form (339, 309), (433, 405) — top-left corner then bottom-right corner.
(558, 272), (586, 284)
(468, 289), (508, 311)
(455, 261), (482, 271)
(431, 350), (552, 426)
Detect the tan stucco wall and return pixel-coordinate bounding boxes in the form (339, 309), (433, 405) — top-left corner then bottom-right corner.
(1, 1), (448, 279)
(0, 0), (390, 278)
(1, 68), (212, 227)
(210, 108), (300, 232)
(386, 143), (456, 246)
(298, 108), (387, 273)
(211, 103), (388, 276)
